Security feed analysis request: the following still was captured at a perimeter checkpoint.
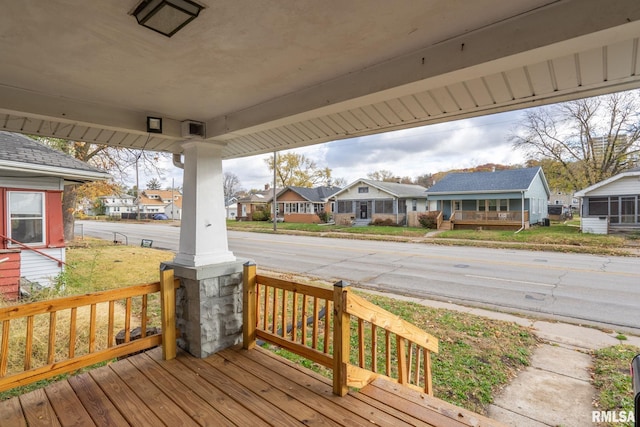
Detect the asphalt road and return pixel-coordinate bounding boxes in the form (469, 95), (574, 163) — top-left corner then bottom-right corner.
(76, 221), (640, 334)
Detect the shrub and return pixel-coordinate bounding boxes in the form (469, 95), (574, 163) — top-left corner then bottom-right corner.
(316, 211), (331, 223)
(252, 210), (271, 221)
(371, 218), (395, 226)
(418, 212), (439, 229)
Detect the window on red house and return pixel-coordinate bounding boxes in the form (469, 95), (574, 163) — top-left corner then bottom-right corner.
(8, 191), (45, 245)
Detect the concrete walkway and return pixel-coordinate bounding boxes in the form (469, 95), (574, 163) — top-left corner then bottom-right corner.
(362, 291), (640, 427)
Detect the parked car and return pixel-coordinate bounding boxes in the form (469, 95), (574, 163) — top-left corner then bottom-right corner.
(153, 213), (168, 220)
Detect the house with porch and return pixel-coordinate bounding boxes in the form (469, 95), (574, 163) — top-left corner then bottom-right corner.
(426, 167), (550, 230)
(273, 185), (341, 223)
(331, 179), (427, 226)
(574, 166), (640, 234)
(0, 132), (109, 297)
(96, 193), (136, 217)
(236, 186), (280, 221)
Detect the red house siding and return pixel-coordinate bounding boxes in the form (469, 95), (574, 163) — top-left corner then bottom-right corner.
(0, 250), (21, 300)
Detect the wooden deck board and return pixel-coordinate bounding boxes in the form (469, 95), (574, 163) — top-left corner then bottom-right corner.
(0, 394), (27, 427)
(67, 373), (129, 427)
(1, 346), (507, 427)
(19, 388), (61, 427)
(44, 381), (96, 427)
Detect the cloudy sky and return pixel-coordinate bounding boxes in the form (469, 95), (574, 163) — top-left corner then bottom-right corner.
(140, 109), (530, 191)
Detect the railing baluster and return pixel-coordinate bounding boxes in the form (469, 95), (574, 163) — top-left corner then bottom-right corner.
(281, 290), (287, 338)
(358, 318), (365, 368)
(291, 291), (298, 341)
(1, 320), (10, 376)
(371, 323), (377, 373)
(262, 285), (269, 331)
(424, 348), (433, 395)
(141, 294), (148, 338)
(312, 296), (319, 349)
(407, 341), (413, 384)
(89, 304), (96, 353)
(107, 301), (115, 348)
(48, 312), (56, 364)
(69, 308), (77, 359)
(124, 298), (132, 342)
(332, 281), (350, 396)
(323, 299), (330, 354)
(414, 344), (421, 386)
(271, 287), (278, 334)
(25, 316), (33, 371)
(301, 295), (308, 346)
(397, 336), (407, 385)
(255, 282), (261, 330)
(385, 330), (391, 376)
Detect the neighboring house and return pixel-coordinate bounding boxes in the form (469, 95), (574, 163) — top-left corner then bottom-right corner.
(425, 167), (550, 230)
(137, 189), (182, 218)
(331, 179), (428, 226)
(273, 186), (341, 223)
(574, 167), (640, 234)
(0, 132), (110, 297)
(164, 199), (182, 220)
(236, 186), (281, 221)
(97, 193), (136, 217)
(225, 197), (238, 220)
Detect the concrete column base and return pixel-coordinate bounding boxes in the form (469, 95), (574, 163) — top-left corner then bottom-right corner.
(161, 258), (249, 358)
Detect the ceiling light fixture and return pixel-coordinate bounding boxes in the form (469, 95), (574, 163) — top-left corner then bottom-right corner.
(147, 116), (163, 133)
(133, 0), (203, 37)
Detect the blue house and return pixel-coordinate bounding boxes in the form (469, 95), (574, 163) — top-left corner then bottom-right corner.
(425, 167), (550, 230)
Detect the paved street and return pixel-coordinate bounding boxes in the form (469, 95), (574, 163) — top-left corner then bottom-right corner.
(77, 221), (640, 334)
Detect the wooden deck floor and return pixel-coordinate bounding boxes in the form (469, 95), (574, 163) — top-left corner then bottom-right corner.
(0, 346), (505, 427)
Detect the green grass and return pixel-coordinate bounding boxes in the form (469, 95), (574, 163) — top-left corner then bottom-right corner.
(227, 220), (427, 237)
(437, 224), (625, 248)
(592, 344), (640, 427)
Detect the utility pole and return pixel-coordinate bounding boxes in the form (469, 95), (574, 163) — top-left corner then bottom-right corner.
(273, 151), (277, 232)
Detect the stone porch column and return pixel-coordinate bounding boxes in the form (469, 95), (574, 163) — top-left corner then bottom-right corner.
(166, 141), (249, 358)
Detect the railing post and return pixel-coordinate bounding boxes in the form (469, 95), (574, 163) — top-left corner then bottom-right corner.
(243, 262), (257, 350)
(333, 280), (350, 396)
(160, 266), (176, 360)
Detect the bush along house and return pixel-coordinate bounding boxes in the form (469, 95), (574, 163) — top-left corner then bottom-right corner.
(0, 132), (110, 298)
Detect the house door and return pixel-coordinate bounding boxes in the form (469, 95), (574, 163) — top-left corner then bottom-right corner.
(359, 201), (368, 219)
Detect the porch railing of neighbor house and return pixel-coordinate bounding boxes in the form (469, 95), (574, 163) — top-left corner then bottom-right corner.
(242, 262), (439, 397)
(0, 233), (66, 267)
(0, 269), (178, 392)
(451, 210), (529, 222)
(435, 210), (443, 229)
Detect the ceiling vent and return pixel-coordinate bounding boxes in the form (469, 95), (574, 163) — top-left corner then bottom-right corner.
(180, 120), (205, 138)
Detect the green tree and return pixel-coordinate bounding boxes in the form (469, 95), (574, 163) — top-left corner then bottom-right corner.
(146, 178), (162, 190)
(265, 152), (333, 187)
(512, 91), (640, 190)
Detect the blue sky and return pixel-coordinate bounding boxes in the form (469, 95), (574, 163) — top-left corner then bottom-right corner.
(144, 109), (530, 191)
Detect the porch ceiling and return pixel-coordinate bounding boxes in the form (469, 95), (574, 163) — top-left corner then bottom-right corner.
(1, 0), (640, 159)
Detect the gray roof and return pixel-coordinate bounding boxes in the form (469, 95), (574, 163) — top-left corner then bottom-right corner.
(361, 179), (427, 198)
(0, 131), (109, 180)
(332, 179), (427, 198)
(282, 186), (342, 202)
(426, 167), (543, 194)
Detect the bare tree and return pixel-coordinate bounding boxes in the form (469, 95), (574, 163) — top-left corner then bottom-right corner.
(367, 170), (396, 182)
(35, 137), (167, 240)
(511, 91), (640, 190)
(223, 172), (242, 200)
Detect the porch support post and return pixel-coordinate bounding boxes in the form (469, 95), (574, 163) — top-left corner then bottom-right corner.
(167, 141), (248, 358)
(175, 141), (235, 267)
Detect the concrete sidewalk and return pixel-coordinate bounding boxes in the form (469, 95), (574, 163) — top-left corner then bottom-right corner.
(364, 291), (640, 427)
